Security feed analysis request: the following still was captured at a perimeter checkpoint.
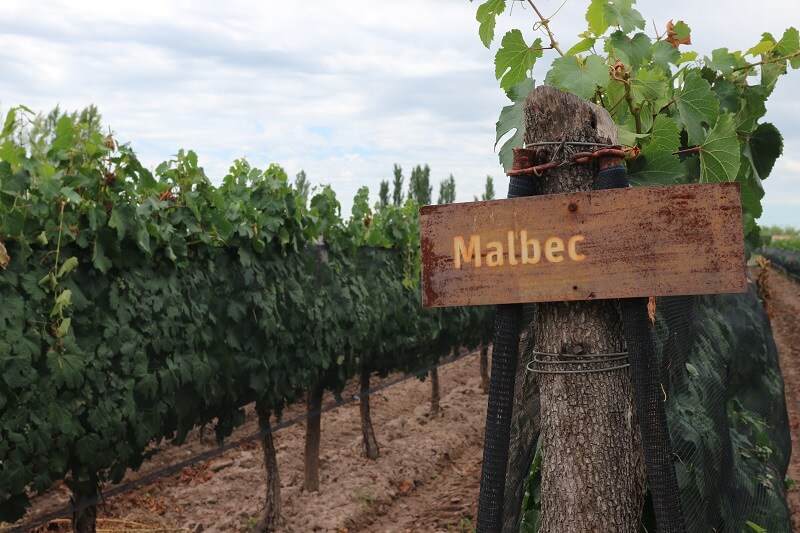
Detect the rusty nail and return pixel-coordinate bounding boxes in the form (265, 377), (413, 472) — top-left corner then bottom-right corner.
(568, 202), (578, 212)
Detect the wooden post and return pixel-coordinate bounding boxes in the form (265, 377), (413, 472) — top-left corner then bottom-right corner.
(524, 85), (646, 532)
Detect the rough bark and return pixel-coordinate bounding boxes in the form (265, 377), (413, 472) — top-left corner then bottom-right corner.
(479, 344), (490, 394)
(255, 404), (281, 532)
(359, 363), (380, 460)
(429, 366), (441, 415)
(524, 86), (646, 532)
(71, 488), (97, 533)
(304, 382), (324, 492)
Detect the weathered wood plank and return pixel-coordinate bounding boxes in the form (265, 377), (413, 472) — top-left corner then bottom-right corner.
(420, 182), (746, 307)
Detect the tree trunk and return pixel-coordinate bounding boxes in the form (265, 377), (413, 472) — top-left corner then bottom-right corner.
(524, 86), (646, 532)
(429, 366), (441, 414)
(71, 487), (97, 533)
(359, 362), (379, 460)
(304, 382), (324, 492)
(255, 403), (281, 532)
(479, 343), (490, 394)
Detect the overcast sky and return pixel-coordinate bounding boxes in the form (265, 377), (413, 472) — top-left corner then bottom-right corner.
(0, 0), (798, 226)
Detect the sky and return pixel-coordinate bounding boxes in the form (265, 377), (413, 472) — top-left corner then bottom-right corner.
(0, 0), (798, 226)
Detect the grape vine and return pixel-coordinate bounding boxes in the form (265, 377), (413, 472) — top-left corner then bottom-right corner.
(472, 0), (799, 242)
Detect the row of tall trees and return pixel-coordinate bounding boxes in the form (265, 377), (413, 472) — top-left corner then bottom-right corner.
(377, 165), (495, 207)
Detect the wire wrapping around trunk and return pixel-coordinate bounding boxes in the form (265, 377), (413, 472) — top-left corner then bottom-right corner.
(477, 176), (535, 533)
(596, 164), (686, 533)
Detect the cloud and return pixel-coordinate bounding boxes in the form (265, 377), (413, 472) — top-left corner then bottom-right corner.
(0, 0), (799, 223)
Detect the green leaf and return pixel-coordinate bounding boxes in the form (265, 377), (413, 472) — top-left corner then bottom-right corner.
(476, 0), (506, 48)
(47, 351), (84, 389)
(545, 54), (609, 99)
(746, 39), (775, 57)
(651, 40), (680, 72)
(57, 257), (79, 279)
(495, 78), (535, 171)
(630, 69), (668, 107)
(745, 521), (767, 533)
(738, 155), (764, 227)
(616, 127), (647, 148)
(51, 116), (75, 156)
(586, 0), (608, 37)
(607, 31), (652, 69)
(705, 48), (739, 75)
(92, 238), (113, 273)
(56, 317), (71, 338)
(495, 31), (543, 91)
(777, 27), (800, 68)
(675, 72), (719, 146)
(699, 115), (740, 183)
(566, 37), (596, 56)
(678, 51), (698, 64)
(628, 115), (684, 185)
(38, 272), (57, 291)
(603, 0), (645, 34)
(747, 122), (783, 180)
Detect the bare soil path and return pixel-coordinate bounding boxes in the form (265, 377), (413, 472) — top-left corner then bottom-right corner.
(764, 266), (800, 531)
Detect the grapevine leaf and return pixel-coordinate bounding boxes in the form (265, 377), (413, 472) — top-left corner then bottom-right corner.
(51, 116), (75, 156)
(617, 127), (647, 148)
(746, 39), (775, 57)
(705, 48), (739, 75)
(603, 0), (645, 34)
(57, 257), (79, 279)
(738, 153), (764, 230)
(777, 27), (800, 68)
(666, 20), (691, 48)
(630, 69), (668, 107)
(747, 122), (783, 180)
(712, 80), (739, 113)
(736, 85), (768, 133)
(56, 317), (71, 338)
(92, 238), (113, 273)
(607, 31), (652, 69)
(678, 51), (699, 64)
(476, 0), (506, 48)
(47, 352), (84, 389)
(545, 54), (609, 99)
(628, 115), (684, 185)
(566, 37), (596, 56)
(675, 72), (719, 146)
(495, 31), (543, 91)
(699, 115), (740, 183)
(495, 78), (535, 171)
(586, 0), (608, 37)
(652, 40), (680, 72)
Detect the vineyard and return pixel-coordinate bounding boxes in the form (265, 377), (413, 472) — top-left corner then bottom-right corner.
(3, 0), (800, 531)
(0, 106), (494, 532)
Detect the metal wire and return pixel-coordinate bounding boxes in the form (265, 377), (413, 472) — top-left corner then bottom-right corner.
(523, 141), (619, 149)
(525, 351), (630, 374)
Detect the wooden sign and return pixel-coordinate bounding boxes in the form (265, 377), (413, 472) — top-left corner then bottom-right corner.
(420, 183), (746, 308)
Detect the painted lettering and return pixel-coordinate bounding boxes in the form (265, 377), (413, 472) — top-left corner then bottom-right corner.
(454, 235), (481, 268)
(453, 232), (586, 268)
(486, 241), (504, 267)
(568, 235), (586, 261)
(545, 237), (565, 263)
(520, 230), (541, 265)
(507, 231), (518, 265)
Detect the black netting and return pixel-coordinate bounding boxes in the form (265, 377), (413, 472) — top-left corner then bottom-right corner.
(478, 166), (792, 532)
(477, 177), (536, 532)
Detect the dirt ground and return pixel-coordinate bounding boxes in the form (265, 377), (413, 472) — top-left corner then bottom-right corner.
(7, 265), (800, 532)
(764, 266), (800, 532)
